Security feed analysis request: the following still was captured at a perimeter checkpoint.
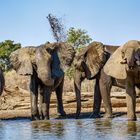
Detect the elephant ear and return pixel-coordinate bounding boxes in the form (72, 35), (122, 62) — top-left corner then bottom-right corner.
(10, 47), (35, 75)
(85, 41), (105, 78)
(104, 46), (126, 79)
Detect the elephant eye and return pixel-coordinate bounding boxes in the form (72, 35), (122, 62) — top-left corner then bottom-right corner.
(121, 51), (125, 58)
(46, 48), (53, 54)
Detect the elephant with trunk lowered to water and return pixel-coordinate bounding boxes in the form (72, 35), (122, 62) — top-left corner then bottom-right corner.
(10, 42), (75, 120)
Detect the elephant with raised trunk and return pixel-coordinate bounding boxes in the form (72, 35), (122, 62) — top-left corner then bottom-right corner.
(104, 40), (140, 121)
(74, 41), (120, 118)
(10, 42), (75, 120)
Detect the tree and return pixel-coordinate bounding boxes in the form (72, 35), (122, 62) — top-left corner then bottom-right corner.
(65, 27), (92, 78)
(66, 27), (92, 48)
(0, 40), (21, 71)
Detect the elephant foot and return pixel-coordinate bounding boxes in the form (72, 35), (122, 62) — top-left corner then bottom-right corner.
(127, 118), (137, 121)
(127, 115), (137, 121)
(89, 111), (101, 118)
(58, 110), (67, 117)
(75, 113), (81, 119)
(43, 117), (50, 120)
(31, 115), (40, 121)
(103, 113), (113, 119)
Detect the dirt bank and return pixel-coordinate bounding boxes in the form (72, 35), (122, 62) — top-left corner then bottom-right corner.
(1, 70), (140, 120)
(1, 90), (140, 119)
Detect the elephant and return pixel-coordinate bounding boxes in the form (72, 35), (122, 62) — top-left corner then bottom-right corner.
(104, 40), (140, 121)
(10, 42), (75, 120)
(74, 41), (120, 119)
(0, 67), (5, 95)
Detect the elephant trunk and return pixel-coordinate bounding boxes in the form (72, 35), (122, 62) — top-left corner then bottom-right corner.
(127, 56), (135, 70)
(37, 66), (54, 86)
(125, 48), (135, 71)
(35, 49), (54, 86)
(74, 69), (83, 119)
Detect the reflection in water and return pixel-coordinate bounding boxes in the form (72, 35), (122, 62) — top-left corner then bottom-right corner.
(1, 118), (140, 140)
(126, 121), (140, 138)
(32, 120), (65, 138)
(127, 121), (137, 134)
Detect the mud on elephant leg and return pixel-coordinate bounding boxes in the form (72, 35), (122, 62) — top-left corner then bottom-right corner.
(55, 78), (66, 117)
(90, 75), (101, 118)
(126, 76), (137, 121)
(30, 75), (40, 121)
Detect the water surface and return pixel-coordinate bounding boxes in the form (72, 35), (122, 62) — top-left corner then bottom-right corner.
(0, 118), (140, 140)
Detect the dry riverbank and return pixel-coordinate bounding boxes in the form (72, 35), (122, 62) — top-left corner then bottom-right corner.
(1, 70), (140, 120)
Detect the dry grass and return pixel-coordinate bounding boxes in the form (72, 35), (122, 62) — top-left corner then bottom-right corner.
(64, 76), (124, 92)
(5, 70), (124, 94)
(63, 77), (94, 92)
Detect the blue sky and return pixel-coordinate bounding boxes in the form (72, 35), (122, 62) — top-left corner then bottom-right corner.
(0, 0), (140, 46)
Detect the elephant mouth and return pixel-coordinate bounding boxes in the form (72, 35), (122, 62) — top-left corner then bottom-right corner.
(126, 65), (135, 71)
(126, 60), (140, 71)
(136, 60), (140, 66)
(126, 65), (140, 71)
(129, 66), (134, 70)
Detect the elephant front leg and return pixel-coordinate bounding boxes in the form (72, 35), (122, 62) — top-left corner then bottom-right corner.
(99, 71), (112, 118)
(126, 76), (136, 121)
(90, 76), (101, 118)
(74, 70), (84, 119)
(38, 85), (44, 120)
(55, 79), (66, 117)
(41, 86), (51, 120)
(30, 75), (40, 121)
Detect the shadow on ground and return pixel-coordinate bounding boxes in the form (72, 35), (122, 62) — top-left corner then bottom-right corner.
(55, 111), (127, 120)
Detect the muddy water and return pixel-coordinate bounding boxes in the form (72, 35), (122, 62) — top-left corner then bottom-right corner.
(0, 118), (140, 140)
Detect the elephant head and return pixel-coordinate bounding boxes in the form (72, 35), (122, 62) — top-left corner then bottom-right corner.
(74, 42), (106, 79)
(104, 40), (140, 79)
(10, 42), (75, 86)
(74, 41), (119, 118)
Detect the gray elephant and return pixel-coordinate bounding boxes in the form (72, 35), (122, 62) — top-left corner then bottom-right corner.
(10, 42), (75, 120)
(104, 40), (140, 121)
(0, 67), (5, 95)
(74, 41), (120, 118)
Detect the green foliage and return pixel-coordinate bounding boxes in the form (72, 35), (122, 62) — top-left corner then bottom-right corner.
(0, 40), (21, 71)
(66, 27), (92, 48)
(65, 27), (92, 78)
(65, 66), (74, 79)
